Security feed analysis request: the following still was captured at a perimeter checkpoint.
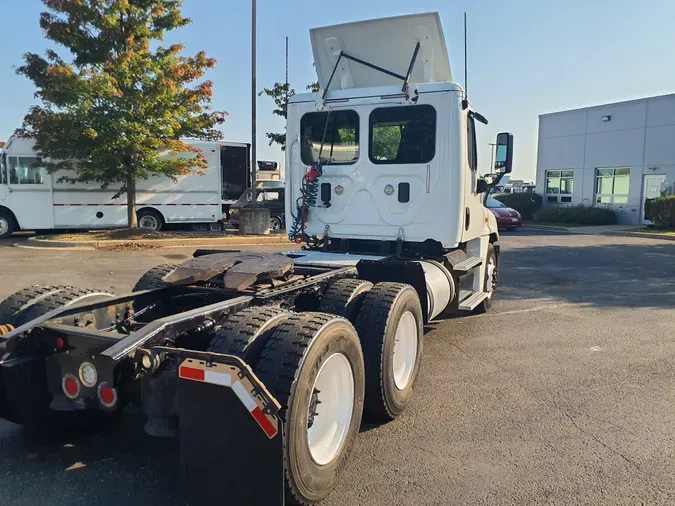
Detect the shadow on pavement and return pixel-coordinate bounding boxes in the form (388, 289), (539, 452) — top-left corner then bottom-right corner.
(0, 410), (182, 506)
(499, 240), (675, 309)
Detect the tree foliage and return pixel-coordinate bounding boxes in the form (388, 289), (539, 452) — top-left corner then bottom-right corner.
(17, 0), (226, 227)
(259, 80), (320, 151)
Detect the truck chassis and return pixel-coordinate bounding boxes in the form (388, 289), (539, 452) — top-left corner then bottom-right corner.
(0, 245), (497, 505)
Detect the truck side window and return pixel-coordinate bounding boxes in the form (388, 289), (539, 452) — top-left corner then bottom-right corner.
(369, 105), (436, 164)
(8, 156), (44, 184)
(467, 115), (477, 172)
(300, 110), (359, 166)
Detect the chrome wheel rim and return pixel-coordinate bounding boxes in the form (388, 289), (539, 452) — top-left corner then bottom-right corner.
(392, 311), (418, 390)
(269, 217), (281, 231)
(139, 215), (159, 231)
(0, 217), (9, 237)
(306, 352), (355, 466)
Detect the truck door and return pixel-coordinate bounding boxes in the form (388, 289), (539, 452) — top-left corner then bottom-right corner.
(1, 154), (54, 230)
(220, 145), (250, 202)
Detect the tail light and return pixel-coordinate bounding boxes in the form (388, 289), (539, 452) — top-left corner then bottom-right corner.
(62, 374), (80, 399)
(97, 383), (118, 408)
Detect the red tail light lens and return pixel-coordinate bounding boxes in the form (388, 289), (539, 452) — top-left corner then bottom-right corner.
(62, 375), (80, 399)
(97, 383), (118, 408)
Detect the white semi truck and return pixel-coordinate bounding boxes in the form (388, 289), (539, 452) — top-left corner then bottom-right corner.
(0, 135), (252, 237)
(0, 12), (512, 505)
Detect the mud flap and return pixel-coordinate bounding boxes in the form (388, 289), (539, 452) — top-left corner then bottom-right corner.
(177, 357), (284, 506)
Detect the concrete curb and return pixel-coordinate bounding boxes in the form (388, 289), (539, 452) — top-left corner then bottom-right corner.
(522, 224), (571, 232)
(603, 231), (675, 242)
(16, 234), (291, 250)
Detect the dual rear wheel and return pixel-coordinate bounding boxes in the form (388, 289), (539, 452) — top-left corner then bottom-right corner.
(207, 281), (424, 504)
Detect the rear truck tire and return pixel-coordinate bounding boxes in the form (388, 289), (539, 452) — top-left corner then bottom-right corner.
(354, 282), (424, 422)
(137, 208), (164, 232)
(1, 287), (120, 433)
(317, 278), (373, 323)
(132, 263), (180, 292)
(0, 285), (75, 327)
(255, 313), (365, 505)
(206, 306), (291, 366)
(475, 244), (498, 314)
(13, 287), (115, 328)
(0, 210), (16, 239)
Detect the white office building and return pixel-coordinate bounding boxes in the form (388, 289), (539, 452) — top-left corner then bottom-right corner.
(535, 93), (675, 224)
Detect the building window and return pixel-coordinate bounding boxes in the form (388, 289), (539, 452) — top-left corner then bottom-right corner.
(596, 168), (630, 205)
(300, 110), (359, 166)
(8, 156), (44, 185)
(369, 105), (436, 164)
(545, 170), (574, 202)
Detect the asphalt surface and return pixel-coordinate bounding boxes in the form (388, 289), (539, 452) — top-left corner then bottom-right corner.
(0, 231), (674, 505)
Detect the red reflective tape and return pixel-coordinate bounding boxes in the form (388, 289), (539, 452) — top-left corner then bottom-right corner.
(104, 204), (116, 206)
(181, 204), (191, 206)
(196, 203), (206, 206)
(251, 406), (278, 438)
(166, 203), (177, 206)
(53, 204), (65, 206)
(179, 366), (205, 382)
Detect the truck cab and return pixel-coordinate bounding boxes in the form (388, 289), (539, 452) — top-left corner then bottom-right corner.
(285, 13), (512, 260)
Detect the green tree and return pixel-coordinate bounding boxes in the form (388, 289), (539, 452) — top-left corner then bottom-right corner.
(258, 80), (320, 151)
(17, 0), (225, 228)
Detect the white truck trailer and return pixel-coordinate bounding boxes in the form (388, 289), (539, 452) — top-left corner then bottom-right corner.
(0, 135), (252, 237)
(0, 12), (512, 505)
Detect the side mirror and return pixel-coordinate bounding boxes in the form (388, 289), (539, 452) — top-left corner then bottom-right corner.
(476, 179), (489, 194)
(494, 132), (514, 174)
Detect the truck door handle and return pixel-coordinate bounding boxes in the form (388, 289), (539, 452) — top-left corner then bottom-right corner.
(321, 183), (331, 207)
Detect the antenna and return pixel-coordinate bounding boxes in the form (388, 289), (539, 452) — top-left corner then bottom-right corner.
(285, 36), (289, 115)
(464, 12), (468, 98)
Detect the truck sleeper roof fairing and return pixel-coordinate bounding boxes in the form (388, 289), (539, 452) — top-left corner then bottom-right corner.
(310, 12), (452, 93)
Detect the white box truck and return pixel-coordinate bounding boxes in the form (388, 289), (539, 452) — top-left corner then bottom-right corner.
(0, 135), (252, 237)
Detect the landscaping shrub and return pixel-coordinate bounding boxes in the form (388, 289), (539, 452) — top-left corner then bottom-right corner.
(536, 205), (618, 226)
(493, 193), (543, 220)
(649, 195), (675, 227)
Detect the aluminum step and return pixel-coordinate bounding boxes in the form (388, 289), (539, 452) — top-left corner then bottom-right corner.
(458, 291), (489, 311)
(452, 256), (483, 273)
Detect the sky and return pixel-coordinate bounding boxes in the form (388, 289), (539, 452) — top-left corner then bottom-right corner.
(1, 0), (674, 181)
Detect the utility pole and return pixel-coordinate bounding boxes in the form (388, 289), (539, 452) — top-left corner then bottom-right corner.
(489, 143), (496, 174)
(251, 0), (257, 204)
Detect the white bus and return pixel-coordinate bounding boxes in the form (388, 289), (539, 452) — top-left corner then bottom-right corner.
(0, 134), (252, 238)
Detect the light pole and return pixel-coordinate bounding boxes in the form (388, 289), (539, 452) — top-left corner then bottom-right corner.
(488, 142), (496, 174)
(250, 0), (257, 204)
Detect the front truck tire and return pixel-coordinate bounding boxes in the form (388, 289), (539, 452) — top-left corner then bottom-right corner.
(355, 282), (424, 422)
(0, 286), (119, 433)
(475, 244), (498, 314)
(0, 210), (16, 240)
(255, 313), (365, 505)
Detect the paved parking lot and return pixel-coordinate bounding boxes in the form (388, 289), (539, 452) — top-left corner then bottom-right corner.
(0, 231), (674, 505)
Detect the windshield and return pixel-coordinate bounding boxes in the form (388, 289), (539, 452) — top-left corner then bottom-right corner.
(237, 188), (263, 204)
(486, 197), (506, 208)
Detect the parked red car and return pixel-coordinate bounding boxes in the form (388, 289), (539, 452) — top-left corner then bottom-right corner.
(486, 197), (522, 230)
